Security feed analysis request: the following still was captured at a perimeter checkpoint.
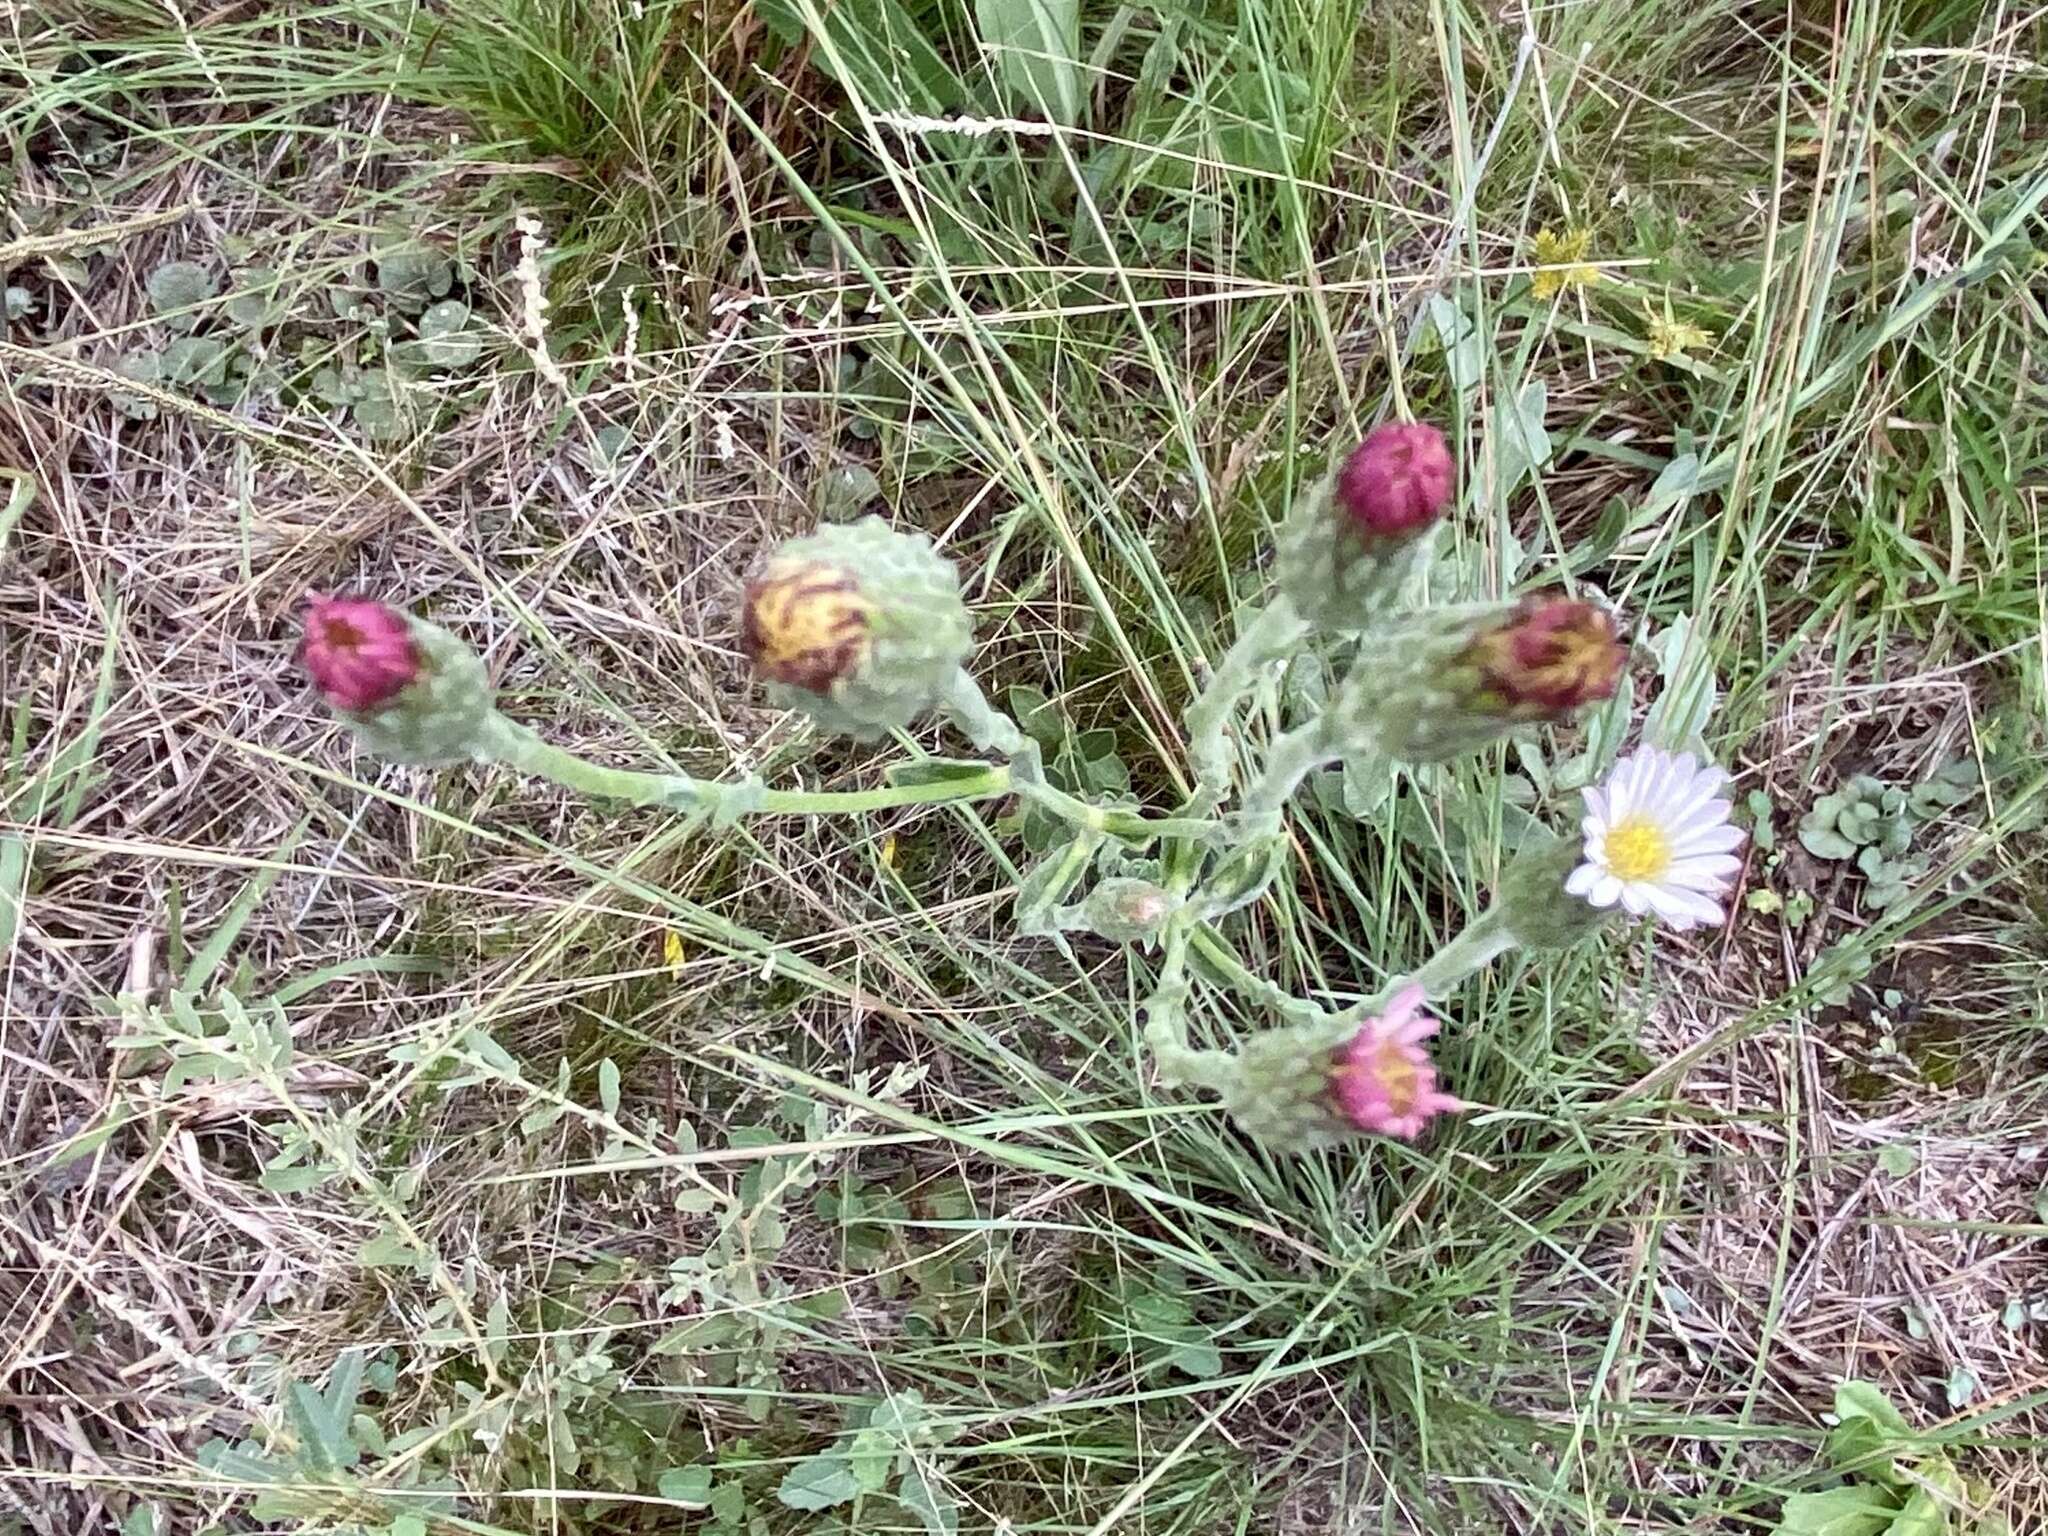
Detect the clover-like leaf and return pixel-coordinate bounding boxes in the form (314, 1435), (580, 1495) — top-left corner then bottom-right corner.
(776, 1450), (860, 1510)
(1798, 819), (1858, 861)
(351, 388), (409, 441)
(407, 299), (482, 368)
(226, 266), (287, 329)
(146, 260), (217, 332)
(374, 240), (454, 313)
(161, 335), (233, 388)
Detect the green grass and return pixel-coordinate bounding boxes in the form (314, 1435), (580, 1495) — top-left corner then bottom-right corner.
(3, 0), (2046, 1532)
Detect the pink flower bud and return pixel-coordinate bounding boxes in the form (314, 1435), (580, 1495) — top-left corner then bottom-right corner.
(1334, 422), (1454, 541)
(299, 596), (420, 713)
(1327, 985), (1467, 1139)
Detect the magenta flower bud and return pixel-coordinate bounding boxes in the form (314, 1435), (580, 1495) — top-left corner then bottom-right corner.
(299, 596), (420, 713)
(1327, 985), (1467, 1139)
(1334, 421), (1454, 542)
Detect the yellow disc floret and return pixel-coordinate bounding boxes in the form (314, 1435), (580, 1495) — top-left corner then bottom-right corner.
(1604, 814), (1673, 883)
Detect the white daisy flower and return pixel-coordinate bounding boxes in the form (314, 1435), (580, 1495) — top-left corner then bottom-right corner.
(1566, 746), (1743, 929)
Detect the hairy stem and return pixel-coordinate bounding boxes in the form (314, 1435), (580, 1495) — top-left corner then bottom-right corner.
(1237, 715), (1343, 825)
(1188, 925), (1331, 1026)
(1182, 596), (1310, 791)
(485, 717), (1013, 817)
(1410, 909), (1518, 998)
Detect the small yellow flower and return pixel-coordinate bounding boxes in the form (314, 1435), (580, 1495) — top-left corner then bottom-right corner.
(662, 930), (687, 975)
(1644, 304), (1714, 361)
(880, 833), (898, 870)
(1530, 227), (1599, 300)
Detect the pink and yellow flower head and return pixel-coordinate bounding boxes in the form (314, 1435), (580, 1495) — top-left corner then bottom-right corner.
(1327, 985), (1467, 1139)
(1466, 595), (1626, 719)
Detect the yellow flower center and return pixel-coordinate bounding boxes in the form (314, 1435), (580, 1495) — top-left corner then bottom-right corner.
(1605, 815), (1673, 883)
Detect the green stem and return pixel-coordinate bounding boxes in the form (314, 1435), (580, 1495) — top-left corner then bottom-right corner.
(1237, 715), (1342, 825)
(1014, 778), (1225, 846)
(1187, 925), (1331, 1026)
(486, 717), (1013, 817)
(1409, 909), (1518, 998)
(1140, 918), (1231, 1090)
(942, 667), (1029, 757)
(1183, 596), (1310, 791)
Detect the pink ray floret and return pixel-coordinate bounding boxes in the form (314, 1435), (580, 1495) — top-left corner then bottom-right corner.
(1328, 984), (1468, 1140)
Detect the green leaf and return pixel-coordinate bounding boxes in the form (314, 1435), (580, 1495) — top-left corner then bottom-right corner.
(5, 285), (34, 320)
(598, 1058), (622, 1117)
(1775, 1485), (1900, 1536)
(1339, 757), (1393, 820)
(351, 390), (409, 441)
(884, 758), (994, 788)
(146, 260), (217, 331)
(1013, 834), (1097, 936)
(161, 335), (232, 388)
(1826, 1380), (1914, 1483)
(374, 241), (453, 312)
(656, 1466), (714, 1508)
(1493, 376), (1554, 493)
(1799, 821), (1860, 861)
(1195, 833), (1286, 920)
(284, 1379), (358, 1473)
(1878, 1143), (1916, 1177)
(225, 266), (284, 328)
(1882, 1487), (1946, 1536)
(356, 1228), (426, 1271)
(974, 0), (1081, 126)
(1641, 613), (1720, 756)
(776, 1450), (861, 1510)
(403, 299), (482, 368)
(897, 1461), (958, 1536)
(1163, 1332), (1223, 1379)
(752, 0), (963, 113)
(867, 1389), (932, 1441)
(1834, 1380), (1913, 1436)
(1007, 686), (1064, 747)
(847, 1426), (896, 1491)
(709, 1480), (747, 1523)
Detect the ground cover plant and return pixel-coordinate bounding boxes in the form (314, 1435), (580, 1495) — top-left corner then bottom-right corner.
(3, 0), (2046, 1533)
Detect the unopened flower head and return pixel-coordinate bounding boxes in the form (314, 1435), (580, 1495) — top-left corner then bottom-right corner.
(1327, 984), (1467, 1139)
(1467, 596), (1626, 718)
(1566, 746), (1742, 929)
(740, 516), (972, 740)
(742, 561), (873, 694)
(1335, 421), (1454, 543)
(300, 596), (420, 713)
(1274, 421), (1454, 632)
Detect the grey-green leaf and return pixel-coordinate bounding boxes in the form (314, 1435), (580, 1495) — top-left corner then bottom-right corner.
(410, 299), (481, 367)
(147, 260), (217, 331)
(375, 242), (454, 312)
(1798, 822), (1859, 861)
(897, 1462), (958, 1536)
(226, 266), (285, 328)
(776, 1450), (861, 1510)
